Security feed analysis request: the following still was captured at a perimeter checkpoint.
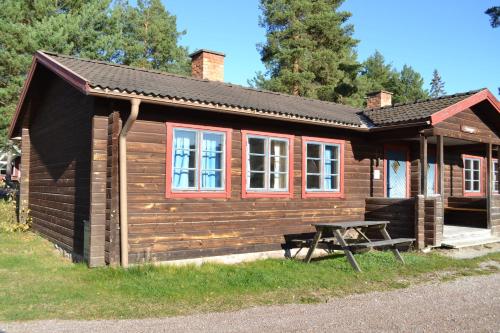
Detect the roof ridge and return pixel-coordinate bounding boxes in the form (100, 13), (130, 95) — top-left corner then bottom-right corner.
(365, 88), (484, 112)
(40, 51), (361, 113)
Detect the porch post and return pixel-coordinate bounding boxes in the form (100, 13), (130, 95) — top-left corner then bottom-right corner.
(486, 143), (492, 229)
(437, 135), (444, 195)
(420, 135), (428, 196)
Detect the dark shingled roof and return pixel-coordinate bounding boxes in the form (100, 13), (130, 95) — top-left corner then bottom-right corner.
(41, 52), (363, 127)
(362, 90), (481, 126)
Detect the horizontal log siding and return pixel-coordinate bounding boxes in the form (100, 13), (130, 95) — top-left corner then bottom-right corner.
(125, 117), (376, 262)
(88, 116), (108, 266)
(434, 106), (500, 142)
(29, 75), (93, 257)
(105, 112), (121, 265)
(364, 197), (416, 238)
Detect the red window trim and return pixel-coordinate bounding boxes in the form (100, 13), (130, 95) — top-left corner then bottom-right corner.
(383, 144), (411, 198)
(462, 154), (484, 197)
(301, 136), (345, 199)
(241, 130), (294, 198)
(165, 122), (232, 198)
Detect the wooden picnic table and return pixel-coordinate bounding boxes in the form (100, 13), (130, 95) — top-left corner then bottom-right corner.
(304, 221), (414, 272)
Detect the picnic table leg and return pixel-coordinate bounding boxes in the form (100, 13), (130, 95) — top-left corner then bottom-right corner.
(380, 226), (405, 264)
(304, 228), (322, 263)
(333, 229), (362, 272)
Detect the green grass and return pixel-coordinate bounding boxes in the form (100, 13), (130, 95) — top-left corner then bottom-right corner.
(0, 232), (498, 321)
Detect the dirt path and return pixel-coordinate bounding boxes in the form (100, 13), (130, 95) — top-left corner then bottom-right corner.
(2, 273), (499, 333)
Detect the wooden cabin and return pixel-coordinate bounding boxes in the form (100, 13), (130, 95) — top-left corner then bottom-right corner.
(9, 50), (500, 267)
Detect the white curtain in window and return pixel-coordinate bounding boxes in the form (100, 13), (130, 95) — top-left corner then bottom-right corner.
(201, 133), (221, 189)
(272, 141), (281, 189)
(173, 131), (193, 188)
(324, 146), (332, 190)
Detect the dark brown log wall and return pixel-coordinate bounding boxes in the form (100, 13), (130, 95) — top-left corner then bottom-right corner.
(28, 74), (94, 257)
(105, 112), (121, 265)
(88, 116), (108, 266)
(120, 104), (379, 262)
(434, 106), (500, 142)
(364, 197), (416, 238)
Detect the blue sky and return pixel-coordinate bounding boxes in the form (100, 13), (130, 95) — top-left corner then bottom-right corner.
(165, 0), (499, 96)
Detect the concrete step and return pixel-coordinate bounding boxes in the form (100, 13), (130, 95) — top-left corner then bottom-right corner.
(443, 230), (492, 240)
(441, 237), (500, 249)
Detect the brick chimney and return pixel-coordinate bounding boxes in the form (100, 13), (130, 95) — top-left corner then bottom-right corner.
(189, 49), (225, 81)
(366, 90), (393, 108)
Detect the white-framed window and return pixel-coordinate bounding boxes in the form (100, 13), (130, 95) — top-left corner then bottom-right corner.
(464, 157), (481, 193)
(172, 128), (225, 191)
(246, 135), (289, 192)
(305, 142), (341, 192)
(494, 160), (498, 193)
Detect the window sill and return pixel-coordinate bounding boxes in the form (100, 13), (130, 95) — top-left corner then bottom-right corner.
(463, 191), (484, 197)
(302, 191), (344, 199)
(242, 191), (293, 199)
(165, 191), (230, 199)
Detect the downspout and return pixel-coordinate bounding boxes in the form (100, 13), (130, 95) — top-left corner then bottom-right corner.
(120, 98), (141, 267)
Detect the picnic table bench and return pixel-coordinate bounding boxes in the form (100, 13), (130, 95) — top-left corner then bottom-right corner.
(301, 221), (414, 272)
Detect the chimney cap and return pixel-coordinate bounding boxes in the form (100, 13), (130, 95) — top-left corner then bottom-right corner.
(189, 49), (225, 58)
(366, 90), (393, 97)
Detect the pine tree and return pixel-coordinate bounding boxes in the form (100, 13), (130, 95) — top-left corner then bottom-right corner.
(0, 0), (189, 145)
(485, 6), (500, 28)
(116, 0), (190, 74)
(429, 69), (446, 98)
(392, 65), (429, 104)
(252, 0), (360, 103)
(351, 51), (428, 106)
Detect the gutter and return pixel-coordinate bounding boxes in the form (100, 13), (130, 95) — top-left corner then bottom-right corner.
(119, 98), (141, 268)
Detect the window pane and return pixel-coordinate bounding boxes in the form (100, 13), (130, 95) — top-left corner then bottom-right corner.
(324, 145), (338, 161)
(465, 180), (471, 191)
(473, 181), (479, 191)
(465, 170), (471, 181)
(201, 171), (222, 189)
(173, 130), (197, 189)
(249, 155), (265, 171)
(270, 156), (287, 172)
(173, 169), (196, 188)
(174, 130), (196, 150)
(270, 140), (287, 157)
(307, 175), (320, 189)
(325, 159), (338, 175)
(307, 159), (320, 173)
(325, 175), (339, 191)
(473, 160), (480, 170)
(270, 173), (287, 189)
(249, 138), (265, 154)
(201, 151), (223, 170)
(307, 144), (320, 158)
(473, 170), (480, 181)
(465, 159), (471, 169)
(203, 133), (223, 151)
(249, 172), (265, 188)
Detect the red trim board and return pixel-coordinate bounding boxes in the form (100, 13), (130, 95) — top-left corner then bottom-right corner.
(241, 130), (294, 198)
(165, 122), (232, 199)
(301, 136), (345, 199)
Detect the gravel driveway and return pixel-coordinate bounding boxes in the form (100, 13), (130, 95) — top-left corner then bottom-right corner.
(2, 273), (499, 333)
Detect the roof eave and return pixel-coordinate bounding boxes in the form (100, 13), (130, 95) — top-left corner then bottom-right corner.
(87, 87), (368, 132)
(8, 51), (90, 139)
(430, 89), (500, 125)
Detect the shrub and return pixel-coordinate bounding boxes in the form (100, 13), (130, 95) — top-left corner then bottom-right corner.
(0, 186), (30, 233)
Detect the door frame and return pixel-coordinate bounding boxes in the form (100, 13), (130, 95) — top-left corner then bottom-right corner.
(383, 144), (411, 198)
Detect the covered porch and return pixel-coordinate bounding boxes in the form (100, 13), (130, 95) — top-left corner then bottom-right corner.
(365, 128), (500, 249)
